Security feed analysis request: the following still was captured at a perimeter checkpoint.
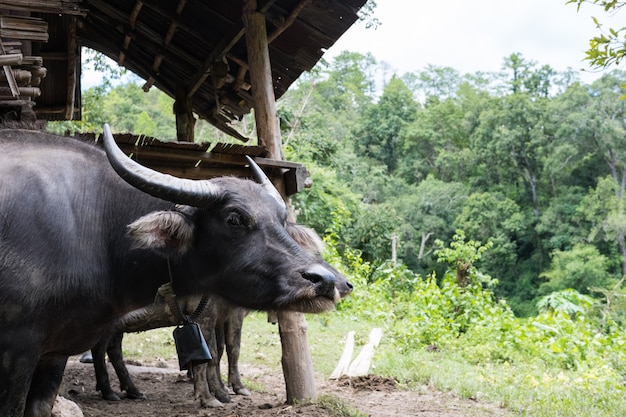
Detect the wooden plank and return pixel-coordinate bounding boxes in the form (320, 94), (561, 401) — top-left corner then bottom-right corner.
(0, 15), (49, 42)
(329, 331), (355, 380)
(116, 143), (289, 169)
(0, 0), (85, 15)
(347, 328), (383, 377)
(65, 16), (77, 120)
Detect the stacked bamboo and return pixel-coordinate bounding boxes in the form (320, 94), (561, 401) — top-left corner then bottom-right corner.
(0, 15), (48, 41)
(0, 1), (84, 16)
(0, 13), (48, 121)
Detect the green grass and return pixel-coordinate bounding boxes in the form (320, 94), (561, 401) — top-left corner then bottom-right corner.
(122, 327), (177, 364)
(120, 310), (626, 417)
(315, 394), (367, 417)
(238, 311), (378, 376)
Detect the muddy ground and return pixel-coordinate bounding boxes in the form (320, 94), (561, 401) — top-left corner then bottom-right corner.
(60, 357), (512, 417)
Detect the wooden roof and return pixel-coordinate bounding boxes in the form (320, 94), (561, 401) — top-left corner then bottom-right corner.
(77, 131), (312, 196)
(0, 0), (366, 138)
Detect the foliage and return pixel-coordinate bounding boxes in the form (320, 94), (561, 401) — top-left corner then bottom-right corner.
(88, 42), (626, 417)
(567, 0), (626, 68)
(337, 235), (626, 416)
(71, 51), (626, 316)
(539, 244), (614, 295)
(353, 75), (417, 172)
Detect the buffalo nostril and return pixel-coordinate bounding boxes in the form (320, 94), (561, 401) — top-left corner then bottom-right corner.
(303, 264), (336, 295)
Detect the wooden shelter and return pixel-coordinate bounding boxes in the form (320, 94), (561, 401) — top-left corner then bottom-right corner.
(0, 0), (367, 404)
(0, 0), (365, 132)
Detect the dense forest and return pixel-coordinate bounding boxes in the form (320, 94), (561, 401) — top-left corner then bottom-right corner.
(52, 50), (626, 317)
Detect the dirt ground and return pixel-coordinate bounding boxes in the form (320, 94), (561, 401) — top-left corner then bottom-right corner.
(60, 356), (511, 417)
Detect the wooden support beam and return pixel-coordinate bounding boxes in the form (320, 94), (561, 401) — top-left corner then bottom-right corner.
(186, 1), (276, 99)
(65, 16), (77, 120)
(0, 53), (22, 66)
(277, 310), (317, 403)
(118, 1), (143, 65)
(267, 0), (311, 43)
(0, 0), (85, 15)
(141, 0), (187, 92)
(0, 41), (20, 97)
(174, 85), (195, 142)
(186, 26), (244, 99)
(242, 0), (282, 159)
(129, 0), (143, 29)
(88, 0), (201, 71)
(243, 0), (315, 404)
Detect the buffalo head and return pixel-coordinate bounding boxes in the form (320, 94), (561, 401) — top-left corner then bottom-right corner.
(102, 124), (342, 313)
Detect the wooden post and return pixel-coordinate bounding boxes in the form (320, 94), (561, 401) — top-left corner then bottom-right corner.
(173, 85), (195, 142)
(242, 0), (283, 160)
(276, 310), (316, 403)
(65, 15), (77, 120)
(242, 0), (316, 403)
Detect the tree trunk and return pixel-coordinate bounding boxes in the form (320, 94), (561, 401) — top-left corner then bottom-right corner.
(418, 232), (433, 261)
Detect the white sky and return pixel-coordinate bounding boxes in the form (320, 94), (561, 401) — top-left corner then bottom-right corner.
(325, 0), (625, 85)
(82, 1), (623, 89)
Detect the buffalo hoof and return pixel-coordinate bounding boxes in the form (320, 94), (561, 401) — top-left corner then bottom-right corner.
(101, 391), (122, 401)
(235, 387), (251, 396)
(214, 388), (232, 404)
(200, 397), (224, 408)
(125, 390), (147, 400)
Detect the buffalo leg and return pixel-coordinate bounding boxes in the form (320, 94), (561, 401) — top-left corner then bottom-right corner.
(93, 330), (145, 401)
(92, 331), (122, 401)
(24, 355), (67, 417)
(226, 309), (251, 396)
(0, 338), (40, 417)
(203, 314), (232, 404)
(106, 331), (146, 399)
(191, 362), (223, 408)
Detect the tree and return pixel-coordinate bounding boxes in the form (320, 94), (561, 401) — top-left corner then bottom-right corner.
(567, 0), (626, 68)
(540, 244), (614, 295)
(402, 65), (462, 101)
(392, 176), (468, 271)
(579, 176), (626, 276)
(354, 75), (418, 172)
(556, 72), (626, 275)
(454, 192), (530, 309)
(502, 53), (556, 97)
(397, 82), (484, 183)
(345, 202), (402, 264)
(315, 51), (377, 113)
(471, 91), (549, 217)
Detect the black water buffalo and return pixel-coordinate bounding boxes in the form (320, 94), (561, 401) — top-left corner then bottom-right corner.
(0, 125), (340, 417)
(90, 223), (352, 407)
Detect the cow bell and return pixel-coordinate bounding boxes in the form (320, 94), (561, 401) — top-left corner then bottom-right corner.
(172, 319), (212, 370)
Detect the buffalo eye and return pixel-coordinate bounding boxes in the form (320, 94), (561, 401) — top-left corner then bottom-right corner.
(226, 212), (245, 228)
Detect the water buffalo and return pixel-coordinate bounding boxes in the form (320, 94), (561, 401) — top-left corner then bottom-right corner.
(0, 125), (340, 417)
(90, 223), (352, 407)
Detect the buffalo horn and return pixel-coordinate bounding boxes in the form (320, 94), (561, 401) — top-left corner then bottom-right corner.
(102, 124), (222, 206)
(245, 155), (286, 209)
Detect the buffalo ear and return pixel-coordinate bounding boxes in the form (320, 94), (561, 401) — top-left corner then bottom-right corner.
(127, 211), (195, 256)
